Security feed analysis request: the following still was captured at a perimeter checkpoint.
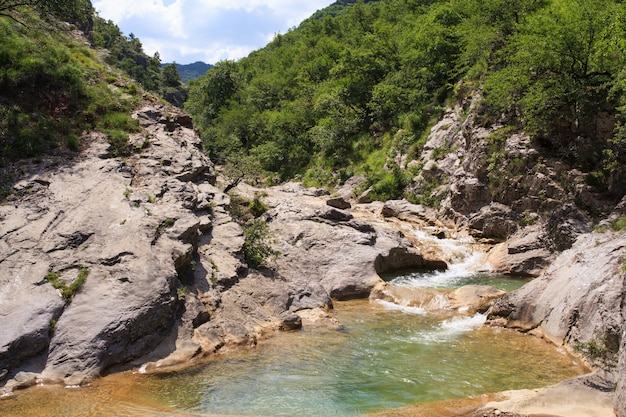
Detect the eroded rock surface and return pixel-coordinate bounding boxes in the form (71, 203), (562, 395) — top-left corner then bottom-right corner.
(0, 102), (216, 385)
(0, 107), (451, 387)
(489, 229), (626, 416)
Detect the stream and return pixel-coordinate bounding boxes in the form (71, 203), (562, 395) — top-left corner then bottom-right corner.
(0, 232), (588, 416)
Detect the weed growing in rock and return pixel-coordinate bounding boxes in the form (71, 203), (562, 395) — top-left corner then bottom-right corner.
(44, 265), (90, 304)
(48, 318), (57, 336)
(248, 192), (269, 217)
(611, 216), (626, 231)
(573, 332), (619, 371)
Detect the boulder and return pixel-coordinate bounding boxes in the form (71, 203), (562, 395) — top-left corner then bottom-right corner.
(265, 192), (443, 300)
(487, 224), (554, 277)
(489, 229), (625, 403)
(370, 283), (505, 315)
(448, 285), (506, 314)
(381, 199), (442, 227)
(327, 197), (351, 210)
(468, 203), (519, 241)
(546, 203), (591, 251)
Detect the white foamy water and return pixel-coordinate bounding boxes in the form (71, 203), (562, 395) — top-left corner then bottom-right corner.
(440, 313), (487, 332)
(376, 299), (427, 315)
(392, 229), (491, 289)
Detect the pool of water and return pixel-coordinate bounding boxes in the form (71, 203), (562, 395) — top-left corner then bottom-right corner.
(1, 259), (585, 417)
(1, 298), (587, 417)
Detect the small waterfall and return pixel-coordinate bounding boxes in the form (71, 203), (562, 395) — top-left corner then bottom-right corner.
(392, 228), (491, 289)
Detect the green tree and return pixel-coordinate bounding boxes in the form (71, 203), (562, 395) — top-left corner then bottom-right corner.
(185, 60), (240, 133)
(162, 62), (182, 87)
(0, 0), (91, 24)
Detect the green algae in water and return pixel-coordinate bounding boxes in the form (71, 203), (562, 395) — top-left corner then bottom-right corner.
(141, 300), (586, 417)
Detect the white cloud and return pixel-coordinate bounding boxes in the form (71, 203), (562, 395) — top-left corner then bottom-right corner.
(93, 0), (333, 63)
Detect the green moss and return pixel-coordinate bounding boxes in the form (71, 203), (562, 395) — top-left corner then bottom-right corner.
(44, 265), (90, 304)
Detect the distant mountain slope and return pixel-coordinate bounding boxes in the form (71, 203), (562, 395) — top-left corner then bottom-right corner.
(164, 61), (213, 83)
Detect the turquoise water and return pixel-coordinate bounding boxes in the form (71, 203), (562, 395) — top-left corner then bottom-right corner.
(141, 297), (584, 417)
(1, 272), (583, 417)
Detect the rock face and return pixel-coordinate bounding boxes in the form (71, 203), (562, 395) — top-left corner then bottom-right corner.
(260, 184), (440, 300)
(489, 230), (626, 415)
(0, 102), (215, 384)
(617, 286), (626, 417)
(0, 105), (451, 386)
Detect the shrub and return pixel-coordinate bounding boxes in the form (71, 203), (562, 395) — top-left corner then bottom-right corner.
(248, 192), (269, 217)
(243, 219), (279, 269)
(612, 216), (626, 231)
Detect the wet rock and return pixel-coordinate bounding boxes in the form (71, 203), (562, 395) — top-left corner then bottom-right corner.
(370, 283), (451, 312)
(487, 224), (554, 277)
(371, 283), (505, 315)
(449, 285), (506, 314)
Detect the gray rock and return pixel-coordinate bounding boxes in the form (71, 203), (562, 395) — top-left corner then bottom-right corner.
(468, 203), (519, 241)
(617, 290), (626, 417)
(546, 203), (591, 251)
(487, 224), (554, 277)
(0, 103), (216, 384)
(327, 197), (351, 210)
(489, 229), (625, 407)
(266, 193), (443, 300)
(381, 199), (441, 227)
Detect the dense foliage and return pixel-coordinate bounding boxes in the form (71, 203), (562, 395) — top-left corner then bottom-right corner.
(0, 0), (91, 24)
(0, 8), (141, 165)
(0, 2), (187, 172)
(186, 0), (626, 199)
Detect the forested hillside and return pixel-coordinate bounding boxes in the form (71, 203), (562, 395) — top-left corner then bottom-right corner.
(185, 0), (626, 203)
(0, 0), (185, 184)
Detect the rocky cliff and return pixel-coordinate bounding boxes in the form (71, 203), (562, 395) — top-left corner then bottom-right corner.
(1, 94), (625, 417)
(0, 100), (444, 389)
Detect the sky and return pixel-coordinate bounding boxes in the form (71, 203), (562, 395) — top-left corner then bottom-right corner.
(92, 0), (335, 65)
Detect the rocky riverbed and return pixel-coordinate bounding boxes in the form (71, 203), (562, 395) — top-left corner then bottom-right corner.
(1, 100), (625, 417)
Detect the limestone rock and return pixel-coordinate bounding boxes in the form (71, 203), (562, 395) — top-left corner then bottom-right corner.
(468, 203), (519, 241)
(335, 175), (366, 200)
(266, 195), (440, 300)
(381, 199), (442, 227)
(487, 224), (554, 277)
(193, 273), (331, 349)
(617, 289), (626, 417)
(448, 285), (506, 314)
(489, 229), (625, 402)
(546, 203), (591, 251)
(327, 197), (351, 210)
(370, 282), (505, 315)
(0, 103), (216, 384)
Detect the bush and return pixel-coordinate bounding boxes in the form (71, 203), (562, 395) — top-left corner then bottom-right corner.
(242, 219), (279, 269)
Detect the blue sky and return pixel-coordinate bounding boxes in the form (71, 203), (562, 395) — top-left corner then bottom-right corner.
(92, 0), (334, 64)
